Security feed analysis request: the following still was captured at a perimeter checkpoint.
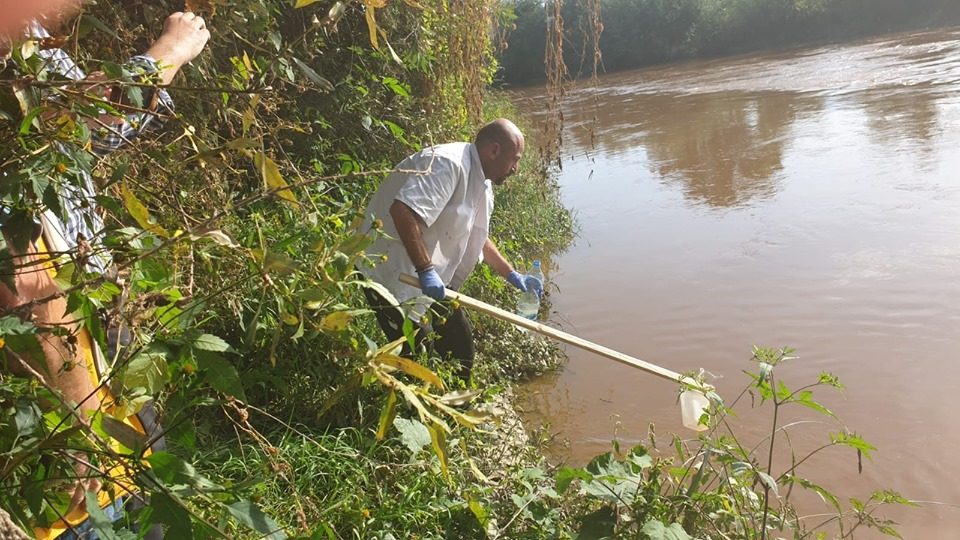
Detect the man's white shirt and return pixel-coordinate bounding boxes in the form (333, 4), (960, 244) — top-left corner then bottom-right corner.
(359, 142), (493, 319)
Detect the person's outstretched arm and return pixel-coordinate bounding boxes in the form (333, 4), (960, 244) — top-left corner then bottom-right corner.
(483, 239), (543, 297)
(89, 11), (210, 154)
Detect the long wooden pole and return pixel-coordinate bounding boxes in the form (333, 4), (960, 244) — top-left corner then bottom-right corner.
(399, 274), (705, 391)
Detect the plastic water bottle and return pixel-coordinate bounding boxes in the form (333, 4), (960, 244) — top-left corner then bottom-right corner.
(516, 260), (544, 320)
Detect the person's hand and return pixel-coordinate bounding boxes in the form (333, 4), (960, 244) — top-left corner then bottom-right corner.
(506, 270), (526, 292)
(145, 12), (211, 76)
(507, 271), (543, 298)
(524, 274), (543, 299)
(417, 268), (445, 301)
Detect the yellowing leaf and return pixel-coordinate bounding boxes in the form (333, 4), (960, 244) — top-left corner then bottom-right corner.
(364, 3), (380, 50)
(294, 0), (322, 7)
(376, 390), (398, 440)
(375, 353), (444, 389)
(427, 421), (451, 483)
(262, 251), (298, 275)
(253, 151), (298, 206)
(380, 28), (403, 64)
(320, 311), (353, 332)
(206, 230), (238, 247)
(120, 185), (169, 237)
(282, 312), (299, 326)
(20, 40), (38, 60)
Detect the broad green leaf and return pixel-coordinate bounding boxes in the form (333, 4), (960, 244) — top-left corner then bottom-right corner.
(225, 500), (287, 539)
(555, 466), (592, 494)
(0, 315), (36, 335)
(627, 447), (653, 470)
(120, 185), (169, 237)
(197, 351), (246, 400)
(393, 416), (431, 454)
(192, 333), (231, 352)
(580, 453), (643, 504)
(381, 77), (410, 97)
(253, 152), (298, 206)
(146, 451), (224, 492)
(147, 492), (193, 540)
(641, 519), (692, 540)
(85, 492), (136, 540)
(13, 401), (42, 434)
(757, 471), (780, 498)
(376, 390), (398, 440)
(122, 347), (169, 394)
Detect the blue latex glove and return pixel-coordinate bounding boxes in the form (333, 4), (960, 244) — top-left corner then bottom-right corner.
(507, 271), (544, 299)
(417, 268), (446, 301)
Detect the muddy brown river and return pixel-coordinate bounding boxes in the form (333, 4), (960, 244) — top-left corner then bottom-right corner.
(511, 27), (960, 538)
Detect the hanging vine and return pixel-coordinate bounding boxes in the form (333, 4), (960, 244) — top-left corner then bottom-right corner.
(542, 0), (567, 170)
(539, 0), (603, 168)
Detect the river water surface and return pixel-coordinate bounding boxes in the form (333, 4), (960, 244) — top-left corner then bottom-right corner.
(511, 27), (960, 538)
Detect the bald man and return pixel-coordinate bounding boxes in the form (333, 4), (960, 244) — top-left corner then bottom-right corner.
(358, 119), (542, 381)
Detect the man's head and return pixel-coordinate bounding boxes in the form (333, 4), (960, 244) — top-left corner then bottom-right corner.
(475, 118), (524, 186)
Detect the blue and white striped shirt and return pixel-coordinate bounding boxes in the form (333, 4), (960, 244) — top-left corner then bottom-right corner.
(26, 22), (175, 273)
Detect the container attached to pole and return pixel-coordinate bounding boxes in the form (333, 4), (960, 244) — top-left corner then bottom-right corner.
(680, 389), (710, 432)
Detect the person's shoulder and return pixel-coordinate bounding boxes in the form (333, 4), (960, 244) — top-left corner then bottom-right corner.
(413, 143), (470, 173)
(422, 142), (470, 161)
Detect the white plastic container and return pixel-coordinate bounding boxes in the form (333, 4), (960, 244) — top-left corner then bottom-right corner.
(680, 390), (710, 431)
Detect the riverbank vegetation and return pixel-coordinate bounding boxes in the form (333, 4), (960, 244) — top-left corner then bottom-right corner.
(1, 0), (911, 538)
(499, 0), (960, 84)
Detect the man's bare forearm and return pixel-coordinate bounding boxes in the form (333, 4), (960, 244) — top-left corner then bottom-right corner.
(389, 200), (432, 271)
(482, 238), (514, 278)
